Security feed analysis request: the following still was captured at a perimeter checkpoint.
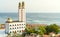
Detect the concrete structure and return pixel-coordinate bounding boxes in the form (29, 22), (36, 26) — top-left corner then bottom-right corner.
(0, 24), (5, 29)
(5, 1), (26, 34)
(18, 2), (26, 22)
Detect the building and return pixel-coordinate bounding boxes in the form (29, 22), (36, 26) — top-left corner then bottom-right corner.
(0, 24), (5, 29)
(5, 1), (26, 34)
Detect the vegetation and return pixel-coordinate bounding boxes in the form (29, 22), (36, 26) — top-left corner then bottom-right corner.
(25, 24), (59, 35)
(46, 24), (59, 34)
(25, 27), (35, 34)
(25, 26), (46, 35)
(36, 26), (46, 35)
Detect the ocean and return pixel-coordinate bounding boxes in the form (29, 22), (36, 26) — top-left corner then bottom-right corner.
(0, 13), (60, 25)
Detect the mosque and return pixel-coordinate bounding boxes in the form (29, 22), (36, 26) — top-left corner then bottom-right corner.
(5, 1), (26, 34)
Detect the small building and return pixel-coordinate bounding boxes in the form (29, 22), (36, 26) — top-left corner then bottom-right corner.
(49, 32), (55, 37)
(0, 24), (5, 29)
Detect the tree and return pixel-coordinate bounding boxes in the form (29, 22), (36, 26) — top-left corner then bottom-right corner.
(36, 26), (46, 35)
(25, 28), (31, 34)
(25, 26), (46, 35)
(46, 24), (59, 34)
(25, 27), (36, 34)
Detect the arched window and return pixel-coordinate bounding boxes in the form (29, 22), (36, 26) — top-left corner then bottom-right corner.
(10, 28), (11, 29)
(10, 25), (11, 26)
(13, 25), (14, 26)
(15, 24), (16, 26)
(13, 28), (14, 29)
(17, 27), (18, 29)
(10, 31), (11, 33)
(22, 24), (23, 25)
(17, 24), (19, 26)
(24, 24), (25, 25)
(20, 30), (21, 32)
(15, 27), (16, 29)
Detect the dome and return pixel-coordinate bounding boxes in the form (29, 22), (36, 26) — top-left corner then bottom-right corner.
(7, 18), (13, 23)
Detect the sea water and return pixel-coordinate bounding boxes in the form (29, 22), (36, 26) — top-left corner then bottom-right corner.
(0, 13), (60, 25)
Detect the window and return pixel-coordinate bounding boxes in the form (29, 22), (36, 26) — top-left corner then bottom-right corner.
(15, 27), (16, 29)
(15, 24), (16, 26)
(10, 28), (11, 29)
(13, 31), (14, 33)
(22, 27), (23, 28)
(24, 24), (25, 25)
(13, 25), (14, 26)
(20, 30), (21, 32)
(22, 24), (23, 25)
(10, 31), (11, 33)
(17, 24), (19, 26)
(23, 27), (25, 28)
(10, 25), (11, 26)
(17, 27), (18, 29)
(13, 28), (14, 29)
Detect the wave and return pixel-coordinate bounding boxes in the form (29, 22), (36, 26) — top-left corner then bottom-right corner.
(27, 19), (60, 25)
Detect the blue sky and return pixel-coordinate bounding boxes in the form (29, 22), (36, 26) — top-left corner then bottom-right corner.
(0, 0), (60, 13)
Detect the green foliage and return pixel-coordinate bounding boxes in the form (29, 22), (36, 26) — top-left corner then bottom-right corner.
(46, 24), (59, 34)
(36, 26), (46, 35)
(25, 28), (30, 34)
(25, 27), (35, 34)
(25, 26), (46, 35)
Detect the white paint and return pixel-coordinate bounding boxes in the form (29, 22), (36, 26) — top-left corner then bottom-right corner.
(22, 9), (26, 22)
(5, 1), (26, 34)
(19, 9), (22, 21)
(5, 22), (26, 34)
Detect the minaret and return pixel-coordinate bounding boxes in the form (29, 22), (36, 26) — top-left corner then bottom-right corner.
(18, 1), (26, 22)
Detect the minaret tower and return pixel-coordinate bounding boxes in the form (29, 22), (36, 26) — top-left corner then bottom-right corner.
(18, 1), (26, 22)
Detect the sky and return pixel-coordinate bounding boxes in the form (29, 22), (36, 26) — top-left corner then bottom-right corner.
(0, 0), (60, 13)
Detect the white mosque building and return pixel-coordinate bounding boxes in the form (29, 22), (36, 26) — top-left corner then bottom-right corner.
(5, 1), (26, 34)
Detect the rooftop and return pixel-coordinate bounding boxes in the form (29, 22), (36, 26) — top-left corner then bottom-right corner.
(6, 20), (23, 23)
